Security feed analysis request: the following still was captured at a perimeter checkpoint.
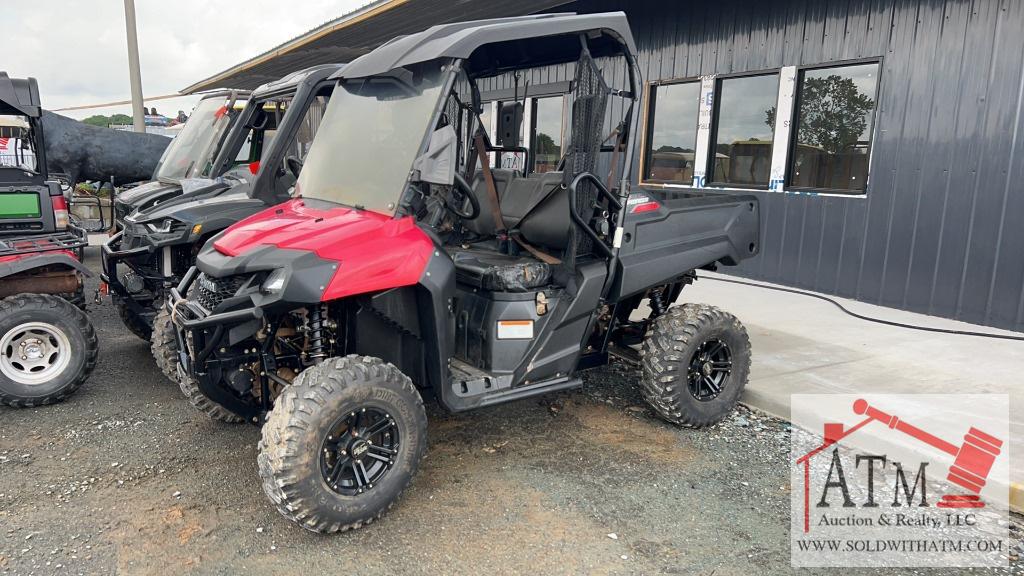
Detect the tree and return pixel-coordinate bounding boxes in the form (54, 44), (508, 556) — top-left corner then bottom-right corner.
(767, 75), (875, 154)
(655, 145), (694, 153)
(80, 113), (134, 128)
(81, 115), (110, 127)
(534, 132), (558, 155)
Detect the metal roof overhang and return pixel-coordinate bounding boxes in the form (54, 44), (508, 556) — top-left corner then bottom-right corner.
(335, 12), (637, 80)
(182, 0), (573, 94)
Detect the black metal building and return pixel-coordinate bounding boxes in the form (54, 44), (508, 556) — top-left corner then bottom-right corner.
(187, 0), (1024, 332)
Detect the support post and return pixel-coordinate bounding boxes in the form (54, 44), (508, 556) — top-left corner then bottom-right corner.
(123, 0), (146, 133)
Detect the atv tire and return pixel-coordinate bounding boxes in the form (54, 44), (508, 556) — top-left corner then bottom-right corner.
(114, 295), (152, 341)
(60, 282), (87, 311)
(0, 294), (98, 407)
(258, 355), (427, 533)
(178, 369), (245, 424)
(640, 303), (750, 428)
(150, 304), (178, 384)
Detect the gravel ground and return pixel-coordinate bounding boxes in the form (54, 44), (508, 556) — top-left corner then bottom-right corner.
(0, 247), (1020, 575)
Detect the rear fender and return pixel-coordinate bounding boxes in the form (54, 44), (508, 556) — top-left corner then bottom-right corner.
(0, 251), (87, 298)
(0, 251), (91, 280)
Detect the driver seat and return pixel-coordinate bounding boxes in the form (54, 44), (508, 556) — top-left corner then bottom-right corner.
(451, 249), (551, 292)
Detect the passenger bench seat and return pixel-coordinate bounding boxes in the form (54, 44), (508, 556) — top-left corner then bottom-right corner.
(453, 170), (571, 292)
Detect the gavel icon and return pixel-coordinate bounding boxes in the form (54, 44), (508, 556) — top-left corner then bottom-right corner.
(852, 398), (1003, 508)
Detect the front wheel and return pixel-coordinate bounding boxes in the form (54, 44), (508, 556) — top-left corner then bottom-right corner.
(113, 295), (152, 341)
(0, 294), (98, 407)
(640, 304), (751, 428)
(258, 355), (427, 533)
(150, 304), (178, 384)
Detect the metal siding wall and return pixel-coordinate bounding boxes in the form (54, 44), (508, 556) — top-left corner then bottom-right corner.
(560, 0), (1024, 331)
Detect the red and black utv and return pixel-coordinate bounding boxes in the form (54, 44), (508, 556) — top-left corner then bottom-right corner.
(168, 13), (759, 532)
(0, 73), (97, 407)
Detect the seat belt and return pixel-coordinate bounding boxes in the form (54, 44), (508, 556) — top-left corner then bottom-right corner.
(473, 130), (561, 265)
(513, 234), (562, 265)
(473, 131), (506, 235)
(605, 125), (623, 190)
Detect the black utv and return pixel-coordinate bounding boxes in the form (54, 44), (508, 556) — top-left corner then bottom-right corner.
(111, 89), (250, 231)
(168, 14), (760, 533)
(102, 64), (343, 354)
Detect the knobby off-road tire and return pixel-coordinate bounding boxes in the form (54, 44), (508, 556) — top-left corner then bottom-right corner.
(258, 355), (427, 534)
(60, 282), (87, 311)
(640, 303), (751, 428)
(150, 304), (178, 384)
(113, 295), (152, 341)
(177, 369), (246, 424)
(0, 294), (98, 407)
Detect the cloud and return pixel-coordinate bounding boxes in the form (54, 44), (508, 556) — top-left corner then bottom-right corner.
(5, 0), (370, 119)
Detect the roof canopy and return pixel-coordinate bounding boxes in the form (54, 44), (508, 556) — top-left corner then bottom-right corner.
(0, 73), (41, 117)
(252, 63), (346, 97)
(182, 0), (574, 94)
(336, 12), (637, 80)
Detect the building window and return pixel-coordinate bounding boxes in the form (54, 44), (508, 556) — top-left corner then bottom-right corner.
(788, 62), (879, 193)
(531, 96), (564, 173)
(709, 73), (779, 187)
(643, 81), (700, 183)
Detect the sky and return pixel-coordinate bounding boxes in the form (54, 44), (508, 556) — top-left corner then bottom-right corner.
(5, 0), (371, 120)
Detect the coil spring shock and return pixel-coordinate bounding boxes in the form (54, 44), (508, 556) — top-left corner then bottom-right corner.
(649, 287), (667, 318)
(308, 305), (326, 363)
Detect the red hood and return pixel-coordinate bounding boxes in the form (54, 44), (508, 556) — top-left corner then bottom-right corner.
(214, 198), (396, 257)
(213, 198), (434, 300)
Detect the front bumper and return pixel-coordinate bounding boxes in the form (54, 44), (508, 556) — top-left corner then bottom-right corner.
(100, 231), (171, 323)
(166, 267), (263, 375)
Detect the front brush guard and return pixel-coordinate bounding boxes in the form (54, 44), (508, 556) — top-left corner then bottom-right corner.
(167, 267), (266, 422)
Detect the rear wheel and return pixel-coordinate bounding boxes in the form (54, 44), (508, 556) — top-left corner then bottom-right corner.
(114, 295), (152, 341)
(0, 294), (98, 407)
(258, 355), (427, 533)
(150, 304), (178, 383)
(640, 304), (750, 427)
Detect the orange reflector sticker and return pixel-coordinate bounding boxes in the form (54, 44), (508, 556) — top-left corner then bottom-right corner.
(497, 320), (534, 340)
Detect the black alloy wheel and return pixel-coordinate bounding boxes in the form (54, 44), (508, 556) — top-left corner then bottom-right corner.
(320, 407), (400, 495)
(640, 303), (751, 427)
(687, 339), (732, 401)
(258, 355), (427, 533)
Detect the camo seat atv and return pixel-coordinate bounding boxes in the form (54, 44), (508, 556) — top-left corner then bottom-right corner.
(0, 73), (97, 407)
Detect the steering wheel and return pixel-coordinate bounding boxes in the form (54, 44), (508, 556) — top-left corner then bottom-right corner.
(447, 173), (480, 220)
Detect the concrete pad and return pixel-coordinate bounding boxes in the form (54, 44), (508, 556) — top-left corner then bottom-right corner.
(680, 271), (1024, 511)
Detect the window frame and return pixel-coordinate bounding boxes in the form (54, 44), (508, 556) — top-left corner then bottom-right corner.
(784, 57), (883, 196)
(479, 82), (571, 174)
(529, 94), (568, 174)
(638, 77), (703, 186)
(705, 68), (782, 190)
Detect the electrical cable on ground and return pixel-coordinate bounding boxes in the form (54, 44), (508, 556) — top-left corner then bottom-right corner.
(701, 276), (1024, 342)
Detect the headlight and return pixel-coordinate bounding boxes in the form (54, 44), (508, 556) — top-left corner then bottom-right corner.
(261, 269), (287, 294)
(144, 219), (176, 234)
